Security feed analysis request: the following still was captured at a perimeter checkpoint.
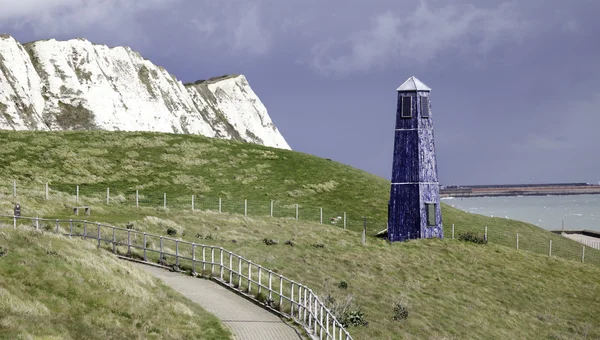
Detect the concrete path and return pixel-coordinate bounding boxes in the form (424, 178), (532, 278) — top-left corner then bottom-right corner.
(133, 263), (304, 340)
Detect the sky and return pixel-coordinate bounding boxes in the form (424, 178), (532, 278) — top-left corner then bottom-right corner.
(1, 0), (599, 185)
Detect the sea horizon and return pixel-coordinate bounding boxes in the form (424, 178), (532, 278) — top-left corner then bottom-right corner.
(443, 194), (600, 232)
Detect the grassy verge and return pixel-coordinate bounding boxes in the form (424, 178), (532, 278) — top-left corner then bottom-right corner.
(0, 228), (232, 339)
(1, 130), (599, 339)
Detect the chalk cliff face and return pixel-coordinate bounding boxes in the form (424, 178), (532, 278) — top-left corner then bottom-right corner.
(0, 35), (290, 149)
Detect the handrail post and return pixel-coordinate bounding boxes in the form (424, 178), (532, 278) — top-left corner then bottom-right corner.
(97, 223), (101, 248)
(291, 282), (295, 319)
(516, 233), (519, 249)
(295, 204), (299, 220)
(229, 252), (233, 284)
(13, 215), (16, 229)
(127, 229), (131, 256)
(211, 247), (215, 275)
(244, 199), (247, 216)
(258, 267), (262, 295)
(55, 219), (59, 233)
(83, 220), (87, 239)
(270, 200), (273, 217)
(238, 256), (242, 288)
(191, 243), (196, 273)
(69, 219), (73, 238)
(192, 195), (195, 211)
(220, 248), (224, 280)
(143, 233), (148, 261)
(268, 271), (273, 302)
(175, 240), (179, 267)
(136, 190), (139, 208)
(582, 246), (585, 263)
(218, 198), (222, 213)
(163, 193), (166, 209)
(279, 277), (283, 312)
(112, 227), (116, 253)
(248, 262), (252, 293)
(202, 246), (206, 272)
(159, 236), (163, 261)
(35, 216), (39, 231)
(549, 239), (552, 257)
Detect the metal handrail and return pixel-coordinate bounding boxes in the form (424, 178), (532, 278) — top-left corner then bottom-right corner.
(1, 214), (352, 340)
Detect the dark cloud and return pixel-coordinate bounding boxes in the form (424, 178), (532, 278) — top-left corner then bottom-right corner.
(1, 0), (599, 185)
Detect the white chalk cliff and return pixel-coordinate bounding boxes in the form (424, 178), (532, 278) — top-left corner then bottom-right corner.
(0, 35), (290, 149)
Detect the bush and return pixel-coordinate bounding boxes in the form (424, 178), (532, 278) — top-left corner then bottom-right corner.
(263, 238), (278, 246)
(166, 227), (177, 236)
(340, 308), (369, 327)
(393, 303), (409, 320)
(458, 232), (487, 244)
(284, 240), (294, 247)
(312, 243), (325, 248)
(126, 222), (134, 230)
(339, 280), (348, 289)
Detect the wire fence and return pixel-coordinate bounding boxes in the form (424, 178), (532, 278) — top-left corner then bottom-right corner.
(0, 214), (352, 340)
(449, 223), (600, 266)
(3, 180), (362, 229)
(4, 180), (600, 266)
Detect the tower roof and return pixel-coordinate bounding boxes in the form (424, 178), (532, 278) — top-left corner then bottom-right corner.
(396, 76), (431, 92)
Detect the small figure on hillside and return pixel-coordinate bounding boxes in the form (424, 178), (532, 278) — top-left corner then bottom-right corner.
(13, 203), (21, 218)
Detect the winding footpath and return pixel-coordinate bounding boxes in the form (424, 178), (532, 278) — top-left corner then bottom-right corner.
(132, 262), (305, 340)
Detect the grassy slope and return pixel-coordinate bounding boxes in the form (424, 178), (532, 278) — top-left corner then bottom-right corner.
(0, 228), (231, 340)
(0, 130), (599, 339)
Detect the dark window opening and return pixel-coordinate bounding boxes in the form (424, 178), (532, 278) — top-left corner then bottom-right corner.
(420, 96), (430, 118)
(401, 96), (412, 118)
(426, 203), (436, 226)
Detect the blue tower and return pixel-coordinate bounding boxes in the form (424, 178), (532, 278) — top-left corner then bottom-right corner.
(387, 76), (443, 242)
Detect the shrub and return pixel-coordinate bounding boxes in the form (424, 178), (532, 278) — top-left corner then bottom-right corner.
(458, 232), (487, 244)
(263, 238), (278, 246)
(339, 280), (348, 289)
(393, 303), (409, 320)
(126, 222), (134, 230)
(0, 246), (8, 257)
(166, 227), (177, 236)
(312, 243), (325, 248)
(340, 308), (369, 327)
(284, 240), (294, 247)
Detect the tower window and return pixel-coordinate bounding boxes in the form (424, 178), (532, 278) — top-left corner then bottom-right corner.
(420, 96), (430, 118)
(401, 96), (412, 118)
(426, 203), (436, 226)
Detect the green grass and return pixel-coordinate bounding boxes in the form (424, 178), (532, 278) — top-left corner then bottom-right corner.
(0, 228), (232, 340)
(1, 130), (600, 339)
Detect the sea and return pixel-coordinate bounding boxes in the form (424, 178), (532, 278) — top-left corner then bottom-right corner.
(442, 194), (600, 232)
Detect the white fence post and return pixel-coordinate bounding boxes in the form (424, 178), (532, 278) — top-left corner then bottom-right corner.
(516, 233), (519, 250)
(143, 233), (147, 261)
(549, 240), (552, 257)
(35, 216), (39, 231)
(13, 180), (16, 197)
(192, 195), (195, 211)
(343, 212), (347, 229)
(55, 219), (59, 233)
(320, 208), (323, 224)
(127, 229), (131, 255)
(76, 185), (79, 202)
(45, 182), (49, 200)
(244, 199), (247, 216)
(270, 200), (273, 217)
(13, 215), (16, 229)
(582, 245), (585, 263)
(106, 187), (110, 205)
(136, 190), (139, 208)
(452, 223), (455, 239)
(159, 236), (163, 260)
(97, 223), (101, 248)
(219, 198), (222, 213)
(296, 204), (299, 220)
(484, 226), (488, 241)
(163, 193), (166, 208)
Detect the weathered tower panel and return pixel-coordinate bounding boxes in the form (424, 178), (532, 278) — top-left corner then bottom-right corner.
(387, 76), (443, 242)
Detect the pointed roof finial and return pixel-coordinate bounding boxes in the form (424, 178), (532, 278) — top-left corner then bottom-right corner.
(396, 76), (431, 92)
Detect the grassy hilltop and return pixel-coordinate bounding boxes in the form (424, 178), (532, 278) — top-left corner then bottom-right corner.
(1, 130), (600, 339)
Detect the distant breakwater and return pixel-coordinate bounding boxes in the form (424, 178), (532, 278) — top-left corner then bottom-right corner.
(440, 183), (600, 198)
